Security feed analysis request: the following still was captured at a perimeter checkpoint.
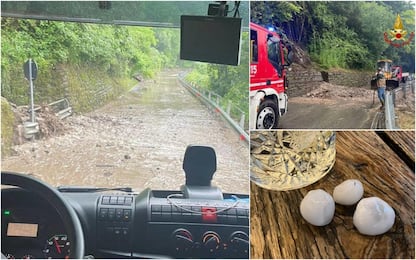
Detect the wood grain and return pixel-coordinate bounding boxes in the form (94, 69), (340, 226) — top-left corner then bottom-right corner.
(378, 131), (415, 171)
(250, 131), (415, 259)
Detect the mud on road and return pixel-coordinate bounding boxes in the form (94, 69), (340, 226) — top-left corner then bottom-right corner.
(279, 82), (386, 129)
(2, 70), (249, 194)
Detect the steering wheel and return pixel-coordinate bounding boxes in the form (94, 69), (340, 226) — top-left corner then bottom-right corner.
(1, 171), (85, 259)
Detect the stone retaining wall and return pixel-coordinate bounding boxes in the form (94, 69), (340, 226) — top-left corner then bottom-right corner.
(327, 70), (373, 88)
(286, 68), (323, 97)
(286, 66), (373, 97)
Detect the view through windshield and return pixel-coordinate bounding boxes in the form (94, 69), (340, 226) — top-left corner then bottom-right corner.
(1, 2), (249, 194)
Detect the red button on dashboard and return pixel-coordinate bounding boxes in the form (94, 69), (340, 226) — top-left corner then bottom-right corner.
(202, 207), (217, 223)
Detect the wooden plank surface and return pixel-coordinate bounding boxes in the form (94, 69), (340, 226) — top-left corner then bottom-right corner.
(378, 131), (415, 171)
(381, 131), (415, 159)
(250, 131), (415, 259)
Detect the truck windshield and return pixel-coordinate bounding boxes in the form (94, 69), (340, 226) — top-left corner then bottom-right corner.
(1, 2), (250, 195)
(267, 38), (282, 77)
(377, 61), (392, 72)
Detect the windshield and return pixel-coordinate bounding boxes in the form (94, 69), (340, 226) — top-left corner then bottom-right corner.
(267, 37), (283, 77)
(1, 1), (249, 195)
(377, 60), (392, 73)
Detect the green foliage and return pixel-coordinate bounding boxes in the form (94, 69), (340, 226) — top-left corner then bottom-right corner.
(251, 1), (302, 24)
(1, 18), (181, 106)
(155, 28), (181, 68)
(356, 2), (394, 61)
(1, 97), (15, 156)
(185, 64), (210, 88)
(185, 32), (249, 114)
(124, 26), (162, 78)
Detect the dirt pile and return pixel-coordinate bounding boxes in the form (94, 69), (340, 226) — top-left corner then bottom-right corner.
(294, 80), (415, 129)
(303, 82), (374, 102)
(291, 43), (313, 67)
(12, 104), (67, 145)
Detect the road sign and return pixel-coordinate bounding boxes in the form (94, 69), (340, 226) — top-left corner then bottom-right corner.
(24, 59), (38, 80)
(24, 59), (37, 124)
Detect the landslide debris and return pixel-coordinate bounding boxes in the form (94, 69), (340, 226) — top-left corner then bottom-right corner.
(9, 103), (67, 146)
(304, 82), (374, 102)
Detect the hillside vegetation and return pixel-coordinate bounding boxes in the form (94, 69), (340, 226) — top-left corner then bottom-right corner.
(1, 18), (181, 108)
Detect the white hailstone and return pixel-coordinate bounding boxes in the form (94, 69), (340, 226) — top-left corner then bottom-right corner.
(353, 197), (395, 236)
(300, 189), (335, 226)
(333, 179), (364, 205)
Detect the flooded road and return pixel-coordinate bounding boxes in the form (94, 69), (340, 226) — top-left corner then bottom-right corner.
(2, 70), (249, 194)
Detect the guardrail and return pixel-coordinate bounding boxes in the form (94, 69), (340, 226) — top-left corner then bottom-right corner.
(49, 98), (73, 119)
(177, 76), (249, 144)
(31, 98), (73, 119)
(23, 98), (72, 139)
(391, 80), (415, 105)
(384, 91), (397, 129)
(382, 80), (414, 129)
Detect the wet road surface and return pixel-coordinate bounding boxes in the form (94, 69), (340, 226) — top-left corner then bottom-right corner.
(279, 97), (377, 129)
(2, 70), (249, 194)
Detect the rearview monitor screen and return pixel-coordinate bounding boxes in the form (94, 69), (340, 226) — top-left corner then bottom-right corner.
(180, 15), (242, 66)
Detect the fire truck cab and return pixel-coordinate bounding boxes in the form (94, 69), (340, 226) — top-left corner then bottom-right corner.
(249, 22), (292, 129)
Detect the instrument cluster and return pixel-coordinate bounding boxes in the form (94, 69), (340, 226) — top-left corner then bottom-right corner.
(1, 199), (69, 259)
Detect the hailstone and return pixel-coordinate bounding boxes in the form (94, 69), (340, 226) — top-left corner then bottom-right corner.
(353, 197), (395, 236)
(300, 189), (335, 226)
(333, 179), (364, 205)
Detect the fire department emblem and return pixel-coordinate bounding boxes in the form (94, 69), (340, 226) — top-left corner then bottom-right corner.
(384, 14), (414, 48)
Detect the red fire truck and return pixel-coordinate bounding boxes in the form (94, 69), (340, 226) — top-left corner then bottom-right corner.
(249, 22), (292, 129)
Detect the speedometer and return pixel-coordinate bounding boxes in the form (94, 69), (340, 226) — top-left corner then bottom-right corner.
(43, 234), (70, 259)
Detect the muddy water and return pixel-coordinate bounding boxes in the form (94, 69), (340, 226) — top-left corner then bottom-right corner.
(2, 71), (249, 194)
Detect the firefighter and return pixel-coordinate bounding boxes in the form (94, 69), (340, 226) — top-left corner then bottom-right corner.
(375, 67), (386, 109)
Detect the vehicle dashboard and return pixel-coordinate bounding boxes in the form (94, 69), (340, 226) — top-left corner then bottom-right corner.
(1, 187), (249, 259)
(1, 190), (68, 259)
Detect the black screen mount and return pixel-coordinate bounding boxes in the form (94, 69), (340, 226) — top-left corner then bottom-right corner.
(208, 1), (228, 17)
(181, 145), (223, 200)
(183, 145), (216, 186)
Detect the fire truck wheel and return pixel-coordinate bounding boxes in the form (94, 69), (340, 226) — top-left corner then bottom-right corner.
(257, 99), (279, 129)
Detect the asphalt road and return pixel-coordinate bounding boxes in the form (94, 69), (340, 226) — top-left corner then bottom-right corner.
(278, 98), (378, 129)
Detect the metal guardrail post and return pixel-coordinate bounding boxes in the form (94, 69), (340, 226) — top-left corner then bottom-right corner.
(384, 91), (396, 129)
(392, 90), (396, 106)
(227, 101), (231, 115)
(23, 122), (39, 139)
(239, 113), (245, 129)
